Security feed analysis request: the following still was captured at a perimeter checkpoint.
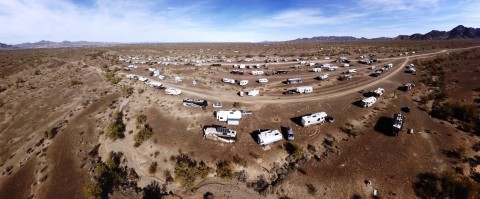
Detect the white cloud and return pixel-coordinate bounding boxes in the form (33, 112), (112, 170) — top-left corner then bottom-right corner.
(359, 0), (439, 11)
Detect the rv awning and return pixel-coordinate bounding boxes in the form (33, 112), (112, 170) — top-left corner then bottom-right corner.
(227, 119), (240, 125)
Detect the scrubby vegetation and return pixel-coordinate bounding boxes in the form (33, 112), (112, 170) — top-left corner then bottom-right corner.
(122, 85), (134, 98)
(134, 124), (153, 147)
(174, 153), (211, 188)
(413, 171), (480, 198)
(148, 162), (158, 174)
(103, 67), (122, 84)
(70, 79), (83, 86)
(216, 160), (234, 180)
(90, 152), (129, 198)
(284, 143), (305, 161)
(83, 181), (102, 199)
(135, 114), (147, 128)
(104, 110), (125, 140)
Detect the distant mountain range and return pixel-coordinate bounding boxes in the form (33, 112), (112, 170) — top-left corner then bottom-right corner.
(289, 25), (480, 42)
(0, 40), (119, 50)
(1, 25), (480, 49)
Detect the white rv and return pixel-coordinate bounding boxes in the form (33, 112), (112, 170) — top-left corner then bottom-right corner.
(257, 129), (283, 145)
(251, 71), (264, 75)
(203, 126), (237, 143)
(138, 76), (148, 82)
(319, 74), (329, 80)
(148, 81), (162, 88)
(309, 68), (322, 72)
(127, 65), (138, 69)
(222, 78), (236, 84)
(347, 69), (357, 73)
(248, 89), (259, 96)
(126, 74), (138, 79)
(301, 112), (327, 127)
(360, 97), (377, 108)
(165, 87), (182, 95)
(296, 86), (313, 93)
(372, 88), (385, 97)
(174, 76), (183, 82)
(258, 78), (268, 83)
(239, 80), (249, 86)
(216, 110), (242, 125)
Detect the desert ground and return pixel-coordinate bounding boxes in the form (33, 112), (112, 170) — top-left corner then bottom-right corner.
(0, 40), (479, 199)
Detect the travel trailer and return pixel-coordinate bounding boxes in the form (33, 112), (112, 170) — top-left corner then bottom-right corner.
(239, 80), (249, 86)
(203, 126), (236, 143)
(216, 110), (242, 125)
(248, 89), (259, 96)
(251, 70), (264, 75)
(296, 86), (313, 93)
(222, 78), (236, 84)
(309, 68), (322, 72)
(301, 112), (327, 127)
(258, 78), (268, 83)
(371, 88), (385, 97)
(165, 87), (182, 95)
(319, 74), (329, 80)
(147, 81), (162, 88)
(257, 129), (283, 145)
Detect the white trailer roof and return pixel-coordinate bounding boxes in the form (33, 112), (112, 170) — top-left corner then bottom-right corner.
(257, 129), (283, 145)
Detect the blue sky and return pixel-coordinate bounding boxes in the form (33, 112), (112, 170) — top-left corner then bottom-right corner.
(0, 0), (479, 44)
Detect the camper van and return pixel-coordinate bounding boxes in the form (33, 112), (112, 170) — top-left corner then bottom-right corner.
(296, 86), (313, 93)
(222, 78), (236, 84)
(360, 97), (377, 108)
(257, 129), (283, 145)
(251, 71), (264, 75)
(309, 68), (322, 72)
(301, 112), (327, 127)
(371, 88), (385, 97)
(148, 81), (162, 88)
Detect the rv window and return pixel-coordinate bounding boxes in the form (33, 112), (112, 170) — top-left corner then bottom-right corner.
(317, 118), (320, 121)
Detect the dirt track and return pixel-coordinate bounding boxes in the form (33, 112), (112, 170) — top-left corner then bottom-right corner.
(154, 47), (476, 104)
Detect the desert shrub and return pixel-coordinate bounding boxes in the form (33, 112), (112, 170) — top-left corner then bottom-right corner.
(0, 98), (3, 108)
(174, 153), (211, 188)
(122, 85), (134, 98)
(204, 192), (214, 199)
(135, 114), (147, 128)
(148, 162), (157, 174)
(134, 124), (153, 147)
(232, 154), (247, 167)
(94, 152), (128, 197)
(34, 69), (41, 75)
(284, 143), (305, 161)
(104, 69), (122, 84)
(233, 102), (242, 108)
(216, 160), (234, 180)
(143, 180), (166, 199)
(104, 110), (125, 140)
(138, 88), (144, 94)
(70, 79), (83, 86)
(83, 181), (102, 199)
(413, 171), (480, 199)
(164, 170), (174, 184)
(306, 183), (317, 195)
(431, 101), (477, 123)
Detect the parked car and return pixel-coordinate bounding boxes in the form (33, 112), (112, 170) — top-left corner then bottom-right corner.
(286, 127), (294, 141)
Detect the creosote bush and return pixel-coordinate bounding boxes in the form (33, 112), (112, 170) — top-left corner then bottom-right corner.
(216, 160), (234, 180)
(134, 124), (153, 147)
(104, 110), (125, 140)
(174, 153), (211, 188)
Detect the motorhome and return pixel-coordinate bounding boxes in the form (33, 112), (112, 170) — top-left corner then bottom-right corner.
(203, 126), (237, 143)
(392, 113), (405, 135)
(165, 87), (182, 95)
(347, 69), (357, 73)
(296, 86), (313, 93)
(340, 74), (352, 81)
(257, 129), (283, 145)
(174, 76), (183, 82)
(183, 98), (208, 108)
(138, 76), (148, 82)
(360, 97), (377, 107)
(216, 110), (242, 125)
(126, 74), (138, 79)
(301, 112), (327, 127)
(286, 78), (302, 84)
